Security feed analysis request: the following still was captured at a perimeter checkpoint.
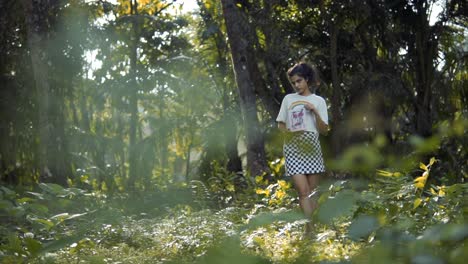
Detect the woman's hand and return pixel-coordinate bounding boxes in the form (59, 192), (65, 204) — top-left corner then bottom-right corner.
(305, 103), (317, 114)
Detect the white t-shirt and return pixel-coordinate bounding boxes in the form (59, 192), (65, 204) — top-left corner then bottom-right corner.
(276, 93), (328, 133)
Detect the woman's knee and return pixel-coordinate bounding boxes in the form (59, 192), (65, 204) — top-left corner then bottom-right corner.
(297, 188), (311, 199)
(292, 174), (311, 198)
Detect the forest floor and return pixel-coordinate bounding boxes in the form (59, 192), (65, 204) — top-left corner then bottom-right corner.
(2, 167), (466, 264)
(39, 205), (363, 264)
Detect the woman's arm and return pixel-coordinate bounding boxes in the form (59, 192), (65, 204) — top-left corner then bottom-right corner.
(278, 121), (288, 132)
(314, 113), (329, 136)
(305, 103), (329, 136)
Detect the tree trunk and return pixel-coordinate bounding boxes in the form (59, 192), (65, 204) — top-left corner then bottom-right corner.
(24, 0), (51, 182)
(257, 0), (286, 113)
(185, 140), (193, 180)
(127, 0), (140, 191)
(117, 115), (127, 180)
(221, 0), (269, 177)
(198, 1), (242, 174)
(413, 6), (436, 137)
(239, 1), (279, 119)
(24, 0), (68, 186)
(329, 23), (343, 156)
(158, 92), (169, 180)
(224, 107), (243, 173)
(218, 42), (242, 174)
(47, 88), (72, 185)
(219, 39), (242, 175)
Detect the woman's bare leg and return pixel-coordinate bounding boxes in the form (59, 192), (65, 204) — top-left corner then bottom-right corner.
(292, 174), (314, 218)
(306, 174), (321, 213)
(293, 173), (323, 235)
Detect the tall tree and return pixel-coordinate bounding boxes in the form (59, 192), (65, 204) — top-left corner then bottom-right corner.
(220, 0), (268, 177)
(23, 0), (70, 185)
(394, 0), (441, 137)
(89, 0), (189, 190)
(127, 0), (141, 191)
(197, 0), (242, 174)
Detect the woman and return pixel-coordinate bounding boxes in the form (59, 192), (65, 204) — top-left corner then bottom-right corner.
(276, 62), (329, 231)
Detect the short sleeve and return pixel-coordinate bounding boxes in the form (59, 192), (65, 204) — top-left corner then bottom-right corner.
(276, 96), (288, 123)
(318, 98), (328, 125)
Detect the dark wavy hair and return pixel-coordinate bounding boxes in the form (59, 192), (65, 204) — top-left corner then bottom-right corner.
(287, 62), (320, 89)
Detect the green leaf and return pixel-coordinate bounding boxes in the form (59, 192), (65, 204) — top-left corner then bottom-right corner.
(66, 187), (87, 196)
(445, 183), (467, 197)
(243, 210), (304, 230)
(16, 197), (35, 203)
(348, 215), (379, 241)
(26, 191), (44, 200)
(439, 224), (468, 242)
(32, 218), (55, 229)
(39, 183), (65, 195)
(24, 237), (42, 257)
(50, 213), (70, 220)
(0, 200), (15, 210)
(419, 162), (428, 171)
(50, 212), (89, 222)
(376, 169), (393, 177)
(317, 190), (360, 225)
(26, 203), (49, 214)
(413, 198), (422, 209)
(409, 135), (441, 153)
(411, 255), (444, 264)
(196, 236), (268, 264)
(40, 236), (81, 254)
(67, 212), (90, 220)
(0, 186), (16, 198)
(4, 233), (24, 255)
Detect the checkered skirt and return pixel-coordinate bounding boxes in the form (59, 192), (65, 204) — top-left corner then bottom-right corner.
(284, 131), (325, 176)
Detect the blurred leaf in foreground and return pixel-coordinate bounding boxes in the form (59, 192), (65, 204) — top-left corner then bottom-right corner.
(316, 190), (360, 225)
(348, 215), (380, 241)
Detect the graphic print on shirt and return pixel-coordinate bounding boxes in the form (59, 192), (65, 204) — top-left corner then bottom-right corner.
(289, 101), (308, 131)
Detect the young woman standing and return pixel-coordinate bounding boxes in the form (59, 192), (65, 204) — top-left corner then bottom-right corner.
(276, 62), (329, 231)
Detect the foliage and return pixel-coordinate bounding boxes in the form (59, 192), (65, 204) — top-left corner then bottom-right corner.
(1, 154), (467, 263)
(1, 0), (465, 192)
(312, 157), (467, 263)
(254, 157), (297, 208)
(0, 183), (100, 263)
(0, 0), (467, 263)
(42, 207), (246, 264)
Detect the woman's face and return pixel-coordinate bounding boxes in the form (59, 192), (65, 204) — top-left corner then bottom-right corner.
(290, 75), (310, 95)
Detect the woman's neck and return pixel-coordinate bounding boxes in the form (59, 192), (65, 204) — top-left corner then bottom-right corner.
(298, 90), (312, 96)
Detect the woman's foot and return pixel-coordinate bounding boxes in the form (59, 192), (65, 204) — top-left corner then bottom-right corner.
(304, 222), (315, 238)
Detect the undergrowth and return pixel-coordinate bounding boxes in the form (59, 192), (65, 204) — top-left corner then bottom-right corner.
(1, 154), (467, 263)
